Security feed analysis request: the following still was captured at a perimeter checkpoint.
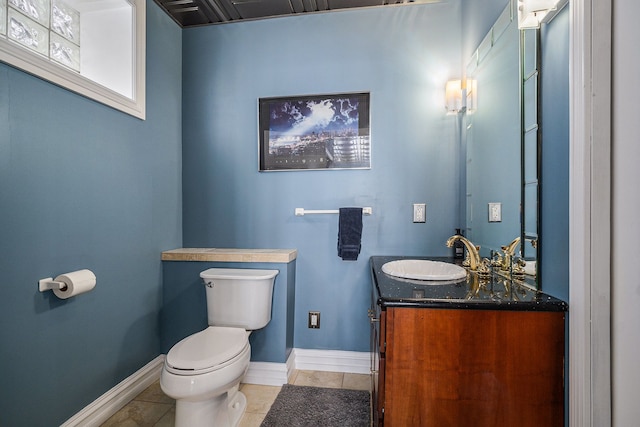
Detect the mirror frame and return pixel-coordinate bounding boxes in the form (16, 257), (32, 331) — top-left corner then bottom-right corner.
(520, 27), (541, 286)
(0, 0), (146, 119)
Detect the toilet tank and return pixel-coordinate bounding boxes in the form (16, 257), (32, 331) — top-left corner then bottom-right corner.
(200, 268), (279, 330)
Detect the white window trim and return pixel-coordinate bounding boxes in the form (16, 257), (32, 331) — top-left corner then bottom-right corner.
(0, 0), (146, 119)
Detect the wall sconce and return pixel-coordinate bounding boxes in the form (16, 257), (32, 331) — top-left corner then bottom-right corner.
(445, 79), (464, 115)
(517, 0), (562, 29)
(446, 79), (477, 115)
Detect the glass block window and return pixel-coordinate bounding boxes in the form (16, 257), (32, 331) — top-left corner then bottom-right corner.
(2, 0), (80, 71)
(0, 0), (7, 36)
(0, 0), (144, 118)
(51, 0), (78, 44)
(9, 0), (49, 27)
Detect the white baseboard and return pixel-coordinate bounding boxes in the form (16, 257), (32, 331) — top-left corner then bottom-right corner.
(244, 349), (371, 385)
(286, 348), (297, 382)
(243, 361), (290, 386)
(292, 348), (372, 375)
(63, 349), (371, 425)
(61, 355), (165, 427)
(242, 349), (295, 386)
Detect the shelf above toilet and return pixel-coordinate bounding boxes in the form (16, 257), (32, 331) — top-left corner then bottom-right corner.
(161, 248), (298, 263)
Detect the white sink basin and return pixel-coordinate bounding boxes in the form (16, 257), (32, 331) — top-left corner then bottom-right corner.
(382, 259), (467, 281)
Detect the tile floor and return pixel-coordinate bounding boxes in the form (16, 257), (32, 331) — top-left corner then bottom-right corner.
(100, 370), (371, 427)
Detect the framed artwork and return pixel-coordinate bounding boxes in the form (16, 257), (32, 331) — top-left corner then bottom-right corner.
(259, 92), (371, 171)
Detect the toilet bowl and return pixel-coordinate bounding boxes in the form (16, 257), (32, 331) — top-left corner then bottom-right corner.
(161, 327), (251, 427)
(161, 268), (278, 427)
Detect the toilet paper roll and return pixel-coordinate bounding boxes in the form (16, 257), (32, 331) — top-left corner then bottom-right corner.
(53, 269), (96, 299)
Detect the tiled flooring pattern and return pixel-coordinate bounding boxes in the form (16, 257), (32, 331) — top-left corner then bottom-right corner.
(101, 370), (371, 427)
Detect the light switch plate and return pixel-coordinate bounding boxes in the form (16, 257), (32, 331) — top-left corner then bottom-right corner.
(308, 311), (320, 329)
(488, 202), (502, 222)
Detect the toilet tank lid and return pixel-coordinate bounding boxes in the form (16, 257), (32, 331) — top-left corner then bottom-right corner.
(200, 268), (279, 280)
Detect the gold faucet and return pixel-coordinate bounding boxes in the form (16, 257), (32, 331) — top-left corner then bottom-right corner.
(502, 236), (521, 256)
(494, 237), (521, 271)
(446, 235), (482, 271)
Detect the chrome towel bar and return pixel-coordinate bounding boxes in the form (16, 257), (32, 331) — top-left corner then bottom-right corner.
(294, 207), (373, 216)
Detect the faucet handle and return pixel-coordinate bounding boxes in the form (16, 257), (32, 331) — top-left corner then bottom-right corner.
(512, 257), (527, 276)
(477, 258), (492, 276)
(491, 251), (503, 267)
(462, 253), (471, 267)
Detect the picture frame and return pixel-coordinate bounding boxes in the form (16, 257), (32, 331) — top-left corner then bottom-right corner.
(258, 92), (371, 171)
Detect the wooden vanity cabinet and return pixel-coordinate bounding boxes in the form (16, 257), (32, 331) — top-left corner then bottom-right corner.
(371, 306), (565, 427)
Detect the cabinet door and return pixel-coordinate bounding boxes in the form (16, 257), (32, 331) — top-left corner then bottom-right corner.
(377, 311), (386, 425)
(371, 304), (385, 425)
(370, 307), (379, 423)
(384, 308), (564, 427)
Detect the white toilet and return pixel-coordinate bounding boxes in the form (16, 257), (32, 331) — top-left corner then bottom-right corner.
(160, 268), (279, 427)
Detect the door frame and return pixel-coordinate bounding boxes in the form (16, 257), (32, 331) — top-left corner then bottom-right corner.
(569, 0), (612, 425)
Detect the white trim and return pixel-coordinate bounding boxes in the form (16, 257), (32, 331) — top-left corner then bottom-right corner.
(243, 361), (290, 386)
(286, 348), (297, 382)
(242, 349), (371, 386)
(0, 0), (146, 119)
(569, 0), (612, 426)
(293, 348), (371, 375)
(61, 355), (164, 427)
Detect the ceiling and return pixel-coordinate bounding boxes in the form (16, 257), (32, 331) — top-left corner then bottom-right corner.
(155, 0), (438, 27)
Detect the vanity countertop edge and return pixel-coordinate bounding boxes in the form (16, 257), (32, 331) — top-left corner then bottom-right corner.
(162, 248), (298, 263)
(371, 256), (567, 312)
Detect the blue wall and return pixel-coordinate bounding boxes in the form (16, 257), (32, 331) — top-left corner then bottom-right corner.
(181, 3), (463, 353)
(461, 0), (510, 62)
(0, 2), (182, 426)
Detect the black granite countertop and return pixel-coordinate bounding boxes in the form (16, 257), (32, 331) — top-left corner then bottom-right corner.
(371, 256), (567, 312)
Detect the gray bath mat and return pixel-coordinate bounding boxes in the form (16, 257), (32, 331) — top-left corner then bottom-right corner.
(260, 384), (370, 427)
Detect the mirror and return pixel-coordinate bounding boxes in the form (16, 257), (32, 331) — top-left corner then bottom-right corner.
(0, 0), (146, 119)
(464, 0), (540, 286)
(520, 27), (539, 278)
(464, 2), (522, 257)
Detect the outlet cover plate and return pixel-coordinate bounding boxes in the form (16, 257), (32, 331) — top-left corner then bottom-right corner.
(488, 202), (502, 222)
(413, 203), (426, 223)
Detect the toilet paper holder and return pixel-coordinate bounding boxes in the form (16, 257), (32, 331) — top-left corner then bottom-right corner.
(38, 269), (96, 299)
(39, 278), (68, 292)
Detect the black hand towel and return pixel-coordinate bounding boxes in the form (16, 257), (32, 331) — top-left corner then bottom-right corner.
(337, 207), (363, 261)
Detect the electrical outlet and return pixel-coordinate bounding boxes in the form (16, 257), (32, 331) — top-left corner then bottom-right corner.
(413, 203), (426, 223)
(488, 202), (502, 222)
(308, 311), (320, 329)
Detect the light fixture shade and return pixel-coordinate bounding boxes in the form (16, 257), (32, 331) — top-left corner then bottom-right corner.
(517, 0), (558, 29)
(465, 79), (477, 114)
(445, 79), (463, 115)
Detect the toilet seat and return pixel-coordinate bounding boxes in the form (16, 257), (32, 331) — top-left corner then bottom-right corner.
(166, 327), (249, 375)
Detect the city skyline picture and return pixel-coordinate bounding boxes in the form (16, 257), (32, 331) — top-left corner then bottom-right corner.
(259, 92), (371, 171)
